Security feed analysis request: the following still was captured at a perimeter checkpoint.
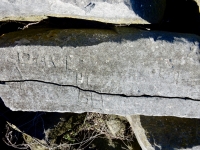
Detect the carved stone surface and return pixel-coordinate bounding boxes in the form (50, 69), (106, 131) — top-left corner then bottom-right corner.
(127, 115), (200, 150)
(0, 0), (166, 24)
(0, 28), (200, 117)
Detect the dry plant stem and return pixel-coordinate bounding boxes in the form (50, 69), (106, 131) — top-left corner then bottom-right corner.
(5, 122), (50, 149)
(55, 132), (103, 149)
(3, 128), (30, 149)
(80, 136), (96, 150)
(3, 113), (135, 150)
(5, 121), (102, 150)
(18, 21), (40, 30)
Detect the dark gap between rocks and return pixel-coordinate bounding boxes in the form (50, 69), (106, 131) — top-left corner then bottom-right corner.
(0, 18), (115, 36)
(0, 98), (141, 150)
(135, 0), (200, 35)
(0, 81), (5, 85)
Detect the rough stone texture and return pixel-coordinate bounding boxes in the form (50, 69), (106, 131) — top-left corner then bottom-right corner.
(127, 115), (200, 150)
(0, 28), (200, 117)
(0, 28), (200, 99)
(0, 0), (166, 24)
(1, 81), (200, 118)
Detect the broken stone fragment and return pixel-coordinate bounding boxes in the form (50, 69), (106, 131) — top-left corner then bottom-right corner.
(126, 115), (200, 150)
(0, 27), (199, 118)
(195, 0), (200, 12)
(195, 0), (200, 22)
(0, 0), (166, 24)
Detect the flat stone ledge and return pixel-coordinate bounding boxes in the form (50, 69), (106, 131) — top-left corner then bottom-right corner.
(0, 0), (166, 24)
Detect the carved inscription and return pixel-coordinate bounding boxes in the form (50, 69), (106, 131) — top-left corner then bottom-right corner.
(78, 90), (92, 108)
(91, 92), (103, 111)
(17, 50), (66, 68)
(1, 38), (199, 100)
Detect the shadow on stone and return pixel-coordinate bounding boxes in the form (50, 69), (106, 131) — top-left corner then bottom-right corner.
(160, 0), (200, 35)
(0, 26), (199, 50)
(129, 0), (166, 23)
(0, 17), (114, 37)
(133, 0), (200, 36)
(140, 116), (200, 150)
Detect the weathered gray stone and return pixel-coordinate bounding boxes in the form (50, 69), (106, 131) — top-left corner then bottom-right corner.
(126, 115), (200, 150)
(1, 81), (200, 118)
(0, 0), (166, 24)
(0, 28), (200, 117)
(0, 28), (200, 99)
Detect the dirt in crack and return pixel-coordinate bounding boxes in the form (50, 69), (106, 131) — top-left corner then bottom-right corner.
(0, 17), (114, 36)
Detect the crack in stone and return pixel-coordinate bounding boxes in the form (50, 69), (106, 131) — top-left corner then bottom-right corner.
(0, 80), (199, 101)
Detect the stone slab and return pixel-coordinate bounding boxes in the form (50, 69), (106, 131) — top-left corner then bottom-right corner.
(0, 28), (200, 117)
(0, 28), (199, 100)
(127, 115), (200, 150)
(0, 0), (166, 24)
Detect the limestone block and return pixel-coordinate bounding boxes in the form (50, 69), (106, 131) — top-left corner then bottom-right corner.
(0, 0), (166, 24)
(0, 28), (200, 117)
